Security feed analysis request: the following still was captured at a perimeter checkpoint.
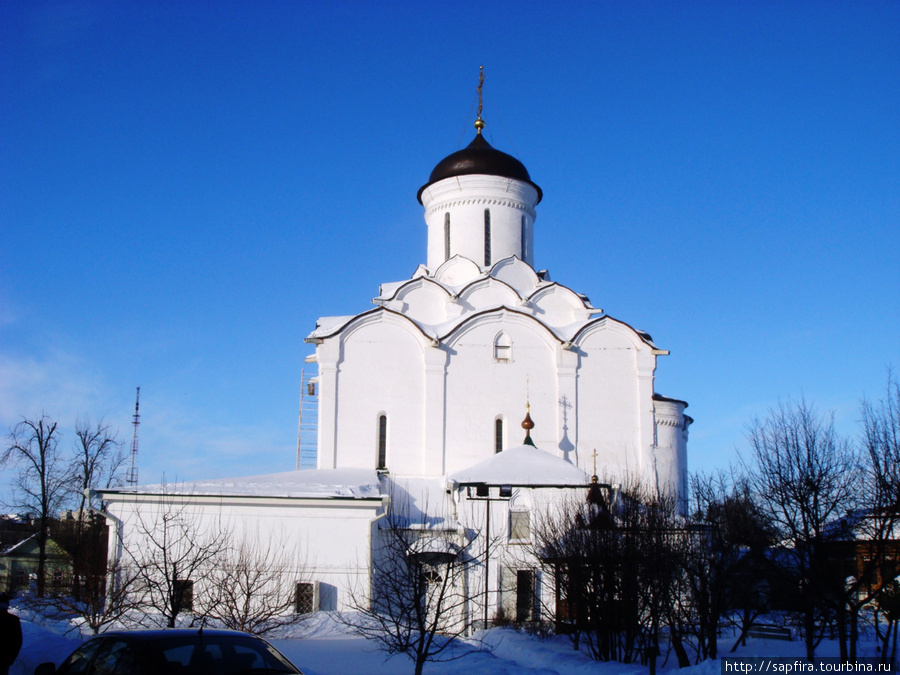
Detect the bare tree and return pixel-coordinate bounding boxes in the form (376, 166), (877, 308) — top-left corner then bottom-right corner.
(875, 581), (900, 664)
(124, 483), (229, 628)
(688, 470), (775, 657)
(744, 399), (859, 661)
(532, 478), (688, 666)
(346, 502), (483, 675)
(531, 489), (621, 659)
(25, 555), (142, 635)
(2, 415), (71, 596)
(66, 420), (126, 603)
(72, 419), (126, 515)
(859, 374), (900, 662)
(196, 535), (312, 636)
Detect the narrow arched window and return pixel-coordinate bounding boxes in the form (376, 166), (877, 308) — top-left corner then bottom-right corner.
(484, 209), (491, 267)
(495, 418), (504, 453)
(521, 215), (527, 261)
(444, 212), (451, 261)
(493, 332), (512, 362)
(377, 415), (387, 470)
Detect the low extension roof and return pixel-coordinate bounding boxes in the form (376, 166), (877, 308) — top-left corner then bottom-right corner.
(99, 468), (382, 500)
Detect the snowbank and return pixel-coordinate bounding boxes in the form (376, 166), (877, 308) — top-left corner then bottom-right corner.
(6, 605), (884, 675)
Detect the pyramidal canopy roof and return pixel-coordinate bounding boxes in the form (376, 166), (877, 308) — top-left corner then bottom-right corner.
(449, 444), (589, 487)
(417, 133), (543, 204)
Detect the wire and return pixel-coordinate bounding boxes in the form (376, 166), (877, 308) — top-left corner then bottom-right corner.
(486, 92), (523, 160)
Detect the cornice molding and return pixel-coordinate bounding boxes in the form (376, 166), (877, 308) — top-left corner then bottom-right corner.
(425, 197), (536, 219)
(656, 416), (683, 428)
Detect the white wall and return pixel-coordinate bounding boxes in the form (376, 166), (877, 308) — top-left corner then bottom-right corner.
(104, 492), (383, 614)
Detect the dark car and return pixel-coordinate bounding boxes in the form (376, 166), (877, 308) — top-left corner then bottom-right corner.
(34, 628), (304, 675)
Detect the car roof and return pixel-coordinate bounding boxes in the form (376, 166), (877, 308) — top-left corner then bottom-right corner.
(94, 628), (261, 642)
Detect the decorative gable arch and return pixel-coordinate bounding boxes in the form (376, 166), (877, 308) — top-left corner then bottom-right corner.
(440, 307), (563, 351)
(389, 277), (455, 326)
(456, 275), (522, 310)
(433, 255), (482, 287)
(337, 308), (434, 357)
(528, 281), (595, 311)
(383, 275), (453, 304)
(489, 256), (540, 295)
(571, 315), (657, 351)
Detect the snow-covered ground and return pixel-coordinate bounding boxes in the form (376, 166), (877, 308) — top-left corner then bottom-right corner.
(7, 603), (882, 675)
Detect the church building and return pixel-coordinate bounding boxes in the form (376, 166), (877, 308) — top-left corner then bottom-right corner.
(99, 100), (691, 627)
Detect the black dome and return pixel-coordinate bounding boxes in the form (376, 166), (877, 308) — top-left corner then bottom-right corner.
(417, 134), (542, 204)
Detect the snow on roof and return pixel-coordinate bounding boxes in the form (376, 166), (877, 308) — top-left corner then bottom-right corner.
(377, 280), (405, 299)
(0, 534), (36, 557)
(449, 445), (590, 487)
(306, 315), (356, 340)
(383, 476), (458, 530)
(408, 535), (461, 559)
(103, 468), (382, 500)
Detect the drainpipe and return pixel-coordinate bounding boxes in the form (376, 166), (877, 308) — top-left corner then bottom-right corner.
(367, 494), (391, 611)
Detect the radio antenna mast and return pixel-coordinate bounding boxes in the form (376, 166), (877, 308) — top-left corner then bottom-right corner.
(127, 387), (140, 486)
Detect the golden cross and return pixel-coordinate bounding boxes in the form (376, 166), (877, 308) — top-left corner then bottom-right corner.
(475, 66), (485, 134)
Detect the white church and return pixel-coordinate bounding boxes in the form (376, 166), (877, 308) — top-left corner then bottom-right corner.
(99, 104), (691, 627)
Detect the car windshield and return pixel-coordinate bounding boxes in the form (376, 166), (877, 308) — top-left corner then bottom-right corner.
(154, 635), (298, 675)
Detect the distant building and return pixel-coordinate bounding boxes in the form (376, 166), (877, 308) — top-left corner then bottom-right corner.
(100, 109), (691, 627)
(0, 535), (73, 595)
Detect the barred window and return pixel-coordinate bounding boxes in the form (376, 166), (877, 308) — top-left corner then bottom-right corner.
(295, 582), (317, 614)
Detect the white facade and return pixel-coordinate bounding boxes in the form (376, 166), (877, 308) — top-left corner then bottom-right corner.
(308, 134), (690, 497)
(100, 124), (691, 627)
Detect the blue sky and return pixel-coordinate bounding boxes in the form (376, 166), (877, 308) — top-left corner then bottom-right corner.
(1, 1), (898, 503)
